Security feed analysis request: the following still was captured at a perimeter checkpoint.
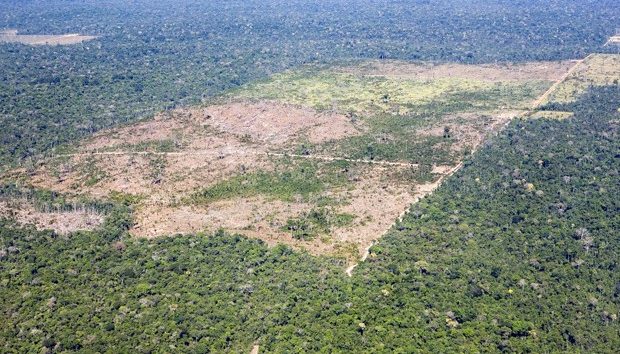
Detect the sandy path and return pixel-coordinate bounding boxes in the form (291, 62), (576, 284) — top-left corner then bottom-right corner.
(530, 55), (591, 108)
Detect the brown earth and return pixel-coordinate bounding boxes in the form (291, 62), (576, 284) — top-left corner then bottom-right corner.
(0, 200), (103, 234)
(201, 101), (361, 145)
(29, 101), (361, 199)
(10, 102), (538, 259)
(416, 110), (523, 153)
(130, 163), (426, 260)
(338, 60), (575, 82)
(80, 101), (360, 152)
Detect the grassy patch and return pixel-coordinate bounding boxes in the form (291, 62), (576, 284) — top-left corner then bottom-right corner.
(252, 65), (549, 166)
(234, 67), (549, 114)
(544, 54), (620, 105)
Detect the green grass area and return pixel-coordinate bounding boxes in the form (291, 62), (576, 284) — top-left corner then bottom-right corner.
(234, 67), (550, 114)
(544, 54), (620, 105)
(192, 160), (350, 204)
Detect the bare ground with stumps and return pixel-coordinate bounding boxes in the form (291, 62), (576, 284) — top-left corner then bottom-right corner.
(337, 60), (575, 82)
(0, 199), (103, 234)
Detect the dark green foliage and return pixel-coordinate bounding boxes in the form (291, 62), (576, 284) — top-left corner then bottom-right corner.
(0, 224), (349, 352)
(283, 208), (355, 240)
(352, 86), (620, 352)
(193, 161), (348, 203)
(0, 182), (114, 214)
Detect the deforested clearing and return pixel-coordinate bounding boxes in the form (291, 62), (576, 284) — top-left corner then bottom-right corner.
(337, 60), (575, 82)
(541, 54), (620, 105)
(0, 29), (96, 45)
(3, 59), (572, 260)
(0, 199), (103, 234)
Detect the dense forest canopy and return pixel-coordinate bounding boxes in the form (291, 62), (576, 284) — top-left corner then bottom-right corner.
(0, 0), (618, 165)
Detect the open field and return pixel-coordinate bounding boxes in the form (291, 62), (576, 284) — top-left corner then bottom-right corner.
(2, 59), (570, 260)
(540, 54), (620, 105)
(0, 29), (96, 45)
(337, 60), (574, 82)
(233, 61), (562, 115)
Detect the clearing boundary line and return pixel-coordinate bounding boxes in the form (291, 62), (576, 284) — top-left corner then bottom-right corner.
(345, 160), (464, 276)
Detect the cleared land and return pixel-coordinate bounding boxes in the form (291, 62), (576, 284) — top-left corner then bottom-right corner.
(0, 199), (103, 234)
(3, 60), (570, 261)
(232, 61), (569, 114)
(605, 35), (620, 46)
(0, 29), (96, 46)
(539, 54), (620, 106)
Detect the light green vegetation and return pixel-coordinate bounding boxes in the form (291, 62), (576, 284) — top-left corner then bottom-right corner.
(234, 67), (550, 114)
(544, 54), (620, 105)
(235, 64), (551, 167)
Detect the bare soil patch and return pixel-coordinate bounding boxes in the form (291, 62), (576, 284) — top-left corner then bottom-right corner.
(0, 199), (103, 234)
(416, 110), (523, 153)
(338, 60), (575, 82)
(130, 163), (427, 260)
(82, 101), (360, 151)
(201, 101), (361, 145)
(0, 29), (96, 46)
(31, 101), (360, 198)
